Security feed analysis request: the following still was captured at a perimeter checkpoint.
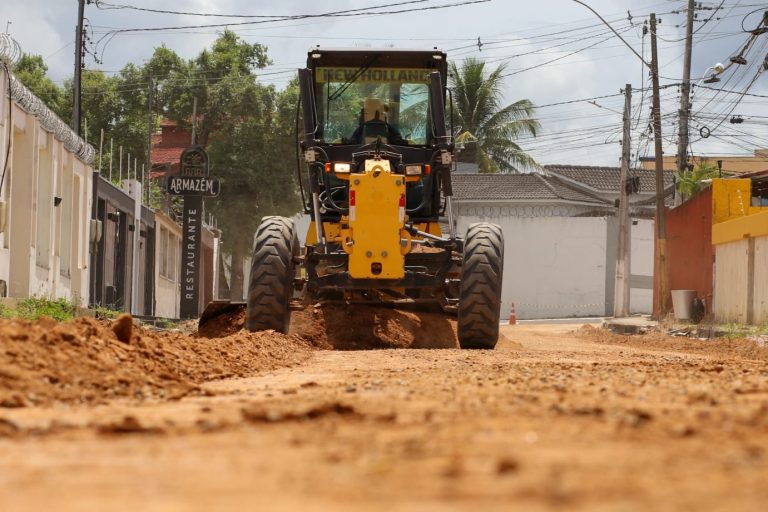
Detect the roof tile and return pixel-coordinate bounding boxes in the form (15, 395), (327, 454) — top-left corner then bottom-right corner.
(544, 164), (675, 193)
(452, 173), (604, 204)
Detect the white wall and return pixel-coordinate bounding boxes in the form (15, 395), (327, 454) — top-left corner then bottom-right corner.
(629, 219), (654, 315)
(0, 67), (94, 305)
(154, 212), (181, 318)
(457, 208), (655, 320)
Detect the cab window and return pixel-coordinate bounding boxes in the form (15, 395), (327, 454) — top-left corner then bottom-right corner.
(315, 67), (430, 146)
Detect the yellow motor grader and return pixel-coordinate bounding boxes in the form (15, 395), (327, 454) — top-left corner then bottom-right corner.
(204, 48), (503, 349)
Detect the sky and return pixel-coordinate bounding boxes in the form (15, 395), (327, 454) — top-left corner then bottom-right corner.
(5, 0), (768, 168)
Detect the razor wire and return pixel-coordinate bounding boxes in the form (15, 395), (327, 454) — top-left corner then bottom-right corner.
(1, 34), (95, 164)
(0, 34), (22, 66)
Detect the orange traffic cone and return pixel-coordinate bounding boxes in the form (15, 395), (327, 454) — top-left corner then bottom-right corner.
(508, 302), (517, 325)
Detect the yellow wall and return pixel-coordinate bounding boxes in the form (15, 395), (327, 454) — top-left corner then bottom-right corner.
(712, 210), (768, 245)
(711, 178), (768, 244)
(711, 179), (753, 223)
(711, 177), (768, 325)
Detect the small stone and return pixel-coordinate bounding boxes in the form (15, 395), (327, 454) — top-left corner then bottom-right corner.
(345, 385), (357, 393)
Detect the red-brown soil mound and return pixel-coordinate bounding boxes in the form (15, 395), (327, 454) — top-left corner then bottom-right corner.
(290, 303), (458, 350)
(0, 316), (312, 407)
(197, 302), (461, 350)
(578, 324), (768, 361)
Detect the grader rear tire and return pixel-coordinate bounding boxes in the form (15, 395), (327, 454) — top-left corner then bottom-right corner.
(245, 216), (298, 333)
(457, 223), (504, 349)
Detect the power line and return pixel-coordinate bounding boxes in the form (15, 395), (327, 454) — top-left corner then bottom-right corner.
(95, 0), (491, 37)
(93, 0), (492, 60)
(93, 0), (429, 18)
(569, 0), (650, 66)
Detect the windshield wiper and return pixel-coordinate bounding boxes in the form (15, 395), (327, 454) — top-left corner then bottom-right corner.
(327, 54), (380, 101)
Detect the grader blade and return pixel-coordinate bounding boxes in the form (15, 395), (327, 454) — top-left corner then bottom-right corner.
(198, 300), (246, 329)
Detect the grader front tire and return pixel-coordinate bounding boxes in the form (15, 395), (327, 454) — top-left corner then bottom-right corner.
(245, 216), (298, 334)
(457, 223), (504, 349)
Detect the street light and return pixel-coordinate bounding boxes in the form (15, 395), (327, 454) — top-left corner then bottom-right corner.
(700, 62), (725, 84)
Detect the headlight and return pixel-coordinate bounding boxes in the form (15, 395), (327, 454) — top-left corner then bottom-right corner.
(334, 162), (351, 173)
(404, 164), (422, 176)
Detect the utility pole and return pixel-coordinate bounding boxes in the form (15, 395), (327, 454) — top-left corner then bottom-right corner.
(73, 0), (86, 136)
(650, 13), (669, 316)
(191, 97), (198, 145)
(146, 73), (154, 205)
(676, 0), (695, 206)
(614, 84), (632, 318)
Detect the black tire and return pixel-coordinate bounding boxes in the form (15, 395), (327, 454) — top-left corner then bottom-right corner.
(246, 216), (298, 333)
(457, 223), (504, 349)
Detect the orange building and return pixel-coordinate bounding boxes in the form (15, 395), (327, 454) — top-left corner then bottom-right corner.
(640, 149), (768, 175)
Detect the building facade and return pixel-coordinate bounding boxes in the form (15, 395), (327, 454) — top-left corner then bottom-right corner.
(0, 50), (218, 318)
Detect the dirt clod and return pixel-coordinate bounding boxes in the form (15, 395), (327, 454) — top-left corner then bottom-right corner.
(96, 415), (164, 435)
(241, 401), (360, 423)
(111, 313), (134, 344)
(496, 457), (520, 475)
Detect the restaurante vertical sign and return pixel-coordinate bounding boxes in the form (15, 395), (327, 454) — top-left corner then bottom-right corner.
(177, 147), (210, 319)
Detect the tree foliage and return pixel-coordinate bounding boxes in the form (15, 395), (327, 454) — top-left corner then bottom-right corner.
(677, 161), (719, 200)
(12, 54), (67, 118)
(449, 57), (540, 173)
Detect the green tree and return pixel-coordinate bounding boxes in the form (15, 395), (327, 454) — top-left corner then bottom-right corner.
(207, 80), (301, 297)
(449, 57), (539, 173)
(677, 161), (719, 200)
(185, 32), (299, 298)
(12, 54), (67, 119)
(165, 30), (271, 145)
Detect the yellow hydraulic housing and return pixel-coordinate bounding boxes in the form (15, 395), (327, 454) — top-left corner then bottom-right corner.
(344, 159), (405, 279)
(303, 159), (442, 280)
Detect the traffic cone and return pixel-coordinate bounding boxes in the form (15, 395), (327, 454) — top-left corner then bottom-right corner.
(508, 302), (517, 325)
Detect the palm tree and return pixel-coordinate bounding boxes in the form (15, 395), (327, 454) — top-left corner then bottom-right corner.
(449, 57), (540, 173)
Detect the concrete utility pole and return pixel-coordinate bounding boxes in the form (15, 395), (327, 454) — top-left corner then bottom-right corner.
(676, 0), (695, 206)
(614, 84), (632, 318)
(146, 74), (154, 205)
(73, 0), (86, 136)
(191, 97), (198, 145)
(650, 13), (669, 316)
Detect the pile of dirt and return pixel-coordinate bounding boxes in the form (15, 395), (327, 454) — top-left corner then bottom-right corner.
(290, 303), (458, 350)
(0, 315), (313, 408)
(578, 324), (768, 361)
(197, 303), (461, 350)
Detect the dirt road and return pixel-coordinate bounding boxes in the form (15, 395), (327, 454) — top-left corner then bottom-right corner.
(1, 317), (767, 511)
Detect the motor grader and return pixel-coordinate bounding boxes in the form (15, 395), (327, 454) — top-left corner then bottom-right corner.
(204, 48), (503, 349)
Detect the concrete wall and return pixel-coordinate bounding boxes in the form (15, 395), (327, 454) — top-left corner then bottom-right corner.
(714, 239), (750, 323)
(628, 219), (655, 314)
(754, 236), (768, 325)
(655, 188), (714, 316)
(712, 211), (768, 325)
(456, 207), (654, 320)
(154, 211), (181, 318)
(0, 70), (93, 305)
